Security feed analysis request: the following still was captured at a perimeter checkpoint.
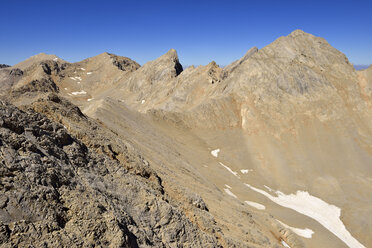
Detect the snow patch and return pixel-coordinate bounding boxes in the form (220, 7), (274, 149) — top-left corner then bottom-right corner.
(224, 188), (237, 199)
(281, 240), (291, 248)
(80, 68), (86, 71)
(245, 200), (265, 210)
(64, 88), (68, 90)
(244, 184), (366, 248)
(53, 58), (58, 61)
(141, 100), (146, 104)
(87, 72), (92, 75)
(87, 98), (93, 101)
(241, 169), (252, 174)
(219, 162), (239, 178)
(211, 149), (220, 157)
(71, 90), (87, 95)
(224, 184), (232, 189)
(276, 220), (314, 238)
(70, 76), (82, 81)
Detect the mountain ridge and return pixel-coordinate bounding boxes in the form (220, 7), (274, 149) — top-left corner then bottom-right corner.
(0, 29), (371, 248)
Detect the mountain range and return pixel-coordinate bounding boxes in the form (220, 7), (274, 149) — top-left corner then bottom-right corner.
(0, 30), (371, 248)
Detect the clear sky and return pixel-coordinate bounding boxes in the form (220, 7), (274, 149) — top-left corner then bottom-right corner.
(1, 0), (371, 66)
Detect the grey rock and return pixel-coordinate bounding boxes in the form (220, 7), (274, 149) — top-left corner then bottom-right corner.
(0, 100), (222, 247)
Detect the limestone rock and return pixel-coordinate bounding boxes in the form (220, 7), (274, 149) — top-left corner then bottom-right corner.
(0, 100), (223, 247)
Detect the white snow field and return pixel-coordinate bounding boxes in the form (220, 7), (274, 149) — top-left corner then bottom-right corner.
(244, 184), (366, 248)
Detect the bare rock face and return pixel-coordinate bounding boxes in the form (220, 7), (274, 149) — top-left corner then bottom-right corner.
(0, 100), (224, 247)
(222, 46), (258, 79)
(123, 49), (182, 92)
(0, 68), (23, 93)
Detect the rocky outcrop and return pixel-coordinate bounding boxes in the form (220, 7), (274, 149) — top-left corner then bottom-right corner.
(124, 49), (182, 92)
(0, 65), (10, 69)
(106, 52), (141, 72)
(0, 100), (225, 247)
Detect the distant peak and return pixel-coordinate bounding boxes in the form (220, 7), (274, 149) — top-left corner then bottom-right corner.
(289, 29), (307, 36)
(208, 61), (217, 66)
(287, 29), (317, 40)
(155, 49), (182, 76)
(164, 48), (178, 59)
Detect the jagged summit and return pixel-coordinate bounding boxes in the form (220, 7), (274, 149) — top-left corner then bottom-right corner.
(155, 48), (183, 76)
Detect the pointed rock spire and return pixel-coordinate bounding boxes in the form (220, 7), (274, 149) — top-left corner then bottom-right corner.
(157, 49), (183, 76)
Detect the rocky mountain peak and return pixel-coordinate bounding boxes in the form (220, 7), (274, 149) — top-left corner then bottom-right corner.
(138, 49), (183, 79)
(158, 49), (183, 76)
(207, 61), (218, 68)
(164, 48), (178, 58)
(288, 29), (308, 37)
(12, 53), (66, 70)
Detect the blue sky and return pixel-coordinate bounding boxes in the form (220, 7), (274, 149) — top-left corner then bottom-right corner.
(1, 0), (371, 66)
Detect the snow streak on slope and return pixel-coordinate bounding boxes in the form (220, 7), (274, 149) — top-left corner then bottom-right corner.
(245, 200), (265, 210)
(281, 240), (291, 248)
(276, 219), (314, 238)
(244, 184), (366, 248)
(224, 188), (237, 198)
(71, 90), (87, 95)
(219, 162), (239, 178)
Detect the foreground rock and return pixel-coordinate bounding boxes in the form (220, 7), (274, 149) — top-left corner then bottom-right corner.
(0, 100), (223, 247)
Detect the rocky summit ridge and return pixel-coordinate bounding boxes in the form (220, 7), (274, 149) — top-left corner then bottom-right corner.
(0, 30), (371, 248)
